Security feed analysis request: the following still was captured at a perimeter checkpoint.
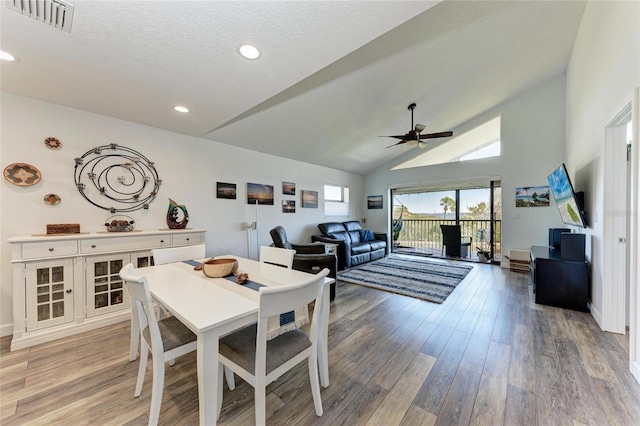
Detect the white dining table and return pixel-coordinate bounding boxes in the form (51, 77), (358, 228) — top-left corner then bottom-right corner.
(130, 255), (334, 426)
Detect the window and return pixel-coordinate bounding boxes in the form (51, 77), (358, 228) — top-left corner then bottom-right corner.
(324, 184), (349, 217)
(391, 116), (501, 169)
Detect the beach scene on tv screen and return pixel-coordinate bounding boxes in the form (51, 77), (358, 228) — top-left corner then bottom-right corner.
(548, 167), (583, 226)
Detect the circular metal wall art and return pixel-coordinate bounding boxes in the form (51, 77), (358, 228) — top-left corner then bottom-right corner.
(73, 144), (161, 213)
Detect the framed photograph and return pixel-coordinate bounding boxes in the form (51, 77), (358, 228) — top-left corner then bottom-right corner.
(216, 182), (236, 199)
(516, 185), (550, 207)
(367, 195), (383, 209)
(282, 181), (296, 195)
(282, 200), (295, 213)
(247, 183), (274, 205)
(301, 190), (318, 208)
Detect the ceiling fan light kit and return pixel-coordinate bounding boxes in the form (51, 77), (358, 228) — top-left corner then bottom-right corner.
(382, 103), (453, 148)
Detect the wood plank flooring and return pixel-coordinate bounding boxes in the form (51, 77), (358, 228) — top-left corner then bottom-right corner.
(2, 260), (639, 425)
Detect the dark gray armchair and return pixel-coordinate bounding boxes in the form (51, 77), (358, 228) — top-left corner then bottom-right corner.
(270, 226), (325, 254)
(270, 226), (338, 300)
(440, 225), (472, 258)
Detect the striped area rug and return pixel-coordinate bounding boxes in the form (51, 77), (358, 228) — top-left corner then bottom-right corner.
(338, 255), (473, 304)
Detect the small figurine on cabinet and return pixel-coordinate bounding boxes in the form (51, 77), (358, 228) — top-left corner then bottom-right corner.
(167, 198), (189, 229)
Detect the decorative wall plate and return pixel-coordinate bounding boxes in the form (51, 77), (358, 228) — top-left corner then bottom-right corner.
(44, 194), (61, 205)
(4, 163), (42, 186)
(44, 137), (62, 149)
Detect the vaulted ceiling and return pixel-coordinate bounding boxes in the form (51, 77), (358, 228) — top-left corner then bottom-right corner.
(0, 0), (586, 175)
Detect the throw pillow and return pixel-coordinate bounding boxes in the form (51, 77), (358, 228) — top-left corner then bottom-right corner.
(359, 229), (375, 242)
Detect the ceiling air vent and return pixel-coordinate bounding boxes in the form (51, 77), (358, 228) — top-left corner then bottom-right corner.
(6, 0), (74, 33)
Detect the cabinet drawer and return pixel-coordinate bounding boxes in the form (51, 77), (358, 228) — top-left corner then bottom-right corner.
(22, 240), (78, 259)
(172, 232), (203, 246)
(81, 235), (170, 254)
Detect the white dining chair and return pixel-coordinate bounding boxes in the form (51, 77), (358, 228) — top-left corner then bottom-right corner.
(259, 245), (295, 268)
(218, 268), (330, 425)
(150, 244), (206, 318)
(223, 245), (301, 390)
(129, 244), (205, 362)
(149, 244), (236, 390)
(151, 244), (206, 265)
(120, 263), (197, 426)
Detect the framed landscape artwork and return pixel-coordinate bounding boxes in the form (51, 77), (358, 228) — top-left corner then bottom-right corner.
(282, 200), (295, 213)
(247, 183), (274, 205)
(301, 190), (318, 208)
(367, 195), (383, 209)
(516, 185), (550, 207)
(282, 181), (295, 195)
(216, 182), (236, 199)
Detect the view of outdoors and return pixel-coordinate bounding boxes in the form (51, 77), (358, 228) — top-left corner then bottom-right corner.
(392, 186), (502, 261)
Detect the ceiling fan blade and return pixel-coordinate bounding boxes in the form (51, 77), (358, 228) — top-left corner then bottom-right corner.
(415, 123), (426, 133)
(385, 140), (408, 148)
(418, 131), (453, 139)
(380, 134), (408, 140)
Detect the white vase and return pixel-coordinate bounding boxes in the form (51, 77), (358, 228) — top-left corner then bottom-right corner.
(478, 253), (488, 263)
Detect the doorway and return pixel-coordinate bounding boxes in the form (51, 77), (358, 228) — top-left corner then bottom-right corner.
(603, 88), (640, 385)
(603, 102), (632, 334)
(390, 179), (502, 262)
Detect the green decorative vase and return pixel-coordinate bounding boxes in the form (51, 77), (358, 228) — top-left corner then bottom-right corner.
(167, 198), (189, 229)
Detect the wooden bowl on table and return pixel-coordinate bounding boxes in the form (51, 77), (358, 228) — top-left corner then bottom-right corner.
(202, 258), (238, 278)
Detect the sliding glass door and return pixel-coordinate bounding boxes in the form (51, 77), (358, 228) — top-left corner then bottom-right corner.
(391, 181), (501, 262)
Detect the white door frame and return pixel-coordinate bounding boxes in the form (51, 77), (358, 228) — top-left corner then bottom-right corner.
(603, 99), (632, 334)
(606, 88), (640, 382)
(628, 88), (640, 383)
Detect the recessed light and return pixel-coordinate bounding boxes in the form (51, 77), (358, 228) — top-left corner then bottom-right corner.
(237, 44), (261, 60)
(0, 50), (16, 62)
(174, 106), (189, 113)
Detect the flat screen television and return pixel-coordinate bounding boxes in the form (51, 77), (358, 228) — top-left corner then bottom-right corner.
(547, 163), (587, 228)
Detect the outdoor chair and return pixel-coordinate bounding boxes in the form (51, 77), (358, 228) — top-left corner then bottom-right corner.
(440, 225), (472, 258)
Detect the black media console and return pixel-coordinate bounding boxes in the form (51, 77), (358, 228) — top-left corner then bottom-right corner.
(530, 230), (589, 312)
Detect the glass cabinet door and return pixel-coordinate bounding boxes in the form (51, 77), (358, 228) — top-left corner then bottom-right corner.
(26, 259), (74, 331)
(131, 250), (154, 268)
(86, 254), (131, 317)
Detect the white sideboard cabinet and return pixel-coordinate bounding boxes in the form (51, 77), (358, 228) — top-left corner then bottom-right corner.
(8, 229), (205, 351)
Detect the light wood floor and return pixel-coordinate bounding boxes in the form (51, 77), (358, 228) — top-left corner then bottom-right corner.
(2, 260), (640, 425)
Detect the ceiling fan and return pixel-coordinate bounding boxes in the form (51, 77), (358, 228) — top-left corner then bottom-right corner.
(382, 103), (453, 148)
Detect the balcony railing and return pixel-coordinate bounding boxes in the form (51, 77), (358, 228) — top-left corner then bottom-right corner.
(393, 218), (502, 260)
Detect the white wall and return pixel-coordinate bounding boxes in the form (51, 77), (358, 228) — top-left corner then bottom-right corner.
(0, 94), (363, 335)
(566, 1), (639, 326)
(364, 74), (569, 264)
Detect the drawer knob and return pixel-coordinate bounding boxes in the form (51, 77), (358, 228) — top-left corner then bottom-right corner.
(91, 244), (96, 248)
(186, 237), (190, 241)
(160, 240), (164, 243)
(66, 289), (72, 293)
(48, 248), (54, 252)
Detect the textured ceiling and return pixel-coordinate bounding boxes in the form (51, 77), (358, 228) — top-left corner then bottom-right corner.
(0, 0), (586, 175)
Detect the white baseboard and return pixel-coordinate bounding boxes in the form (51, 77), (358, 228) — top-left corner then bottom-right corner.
(9, 311), (130, 351)
(591, 303), (603, 329)
(631, 360), (640, 385)
(0, 323), (13, 338)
